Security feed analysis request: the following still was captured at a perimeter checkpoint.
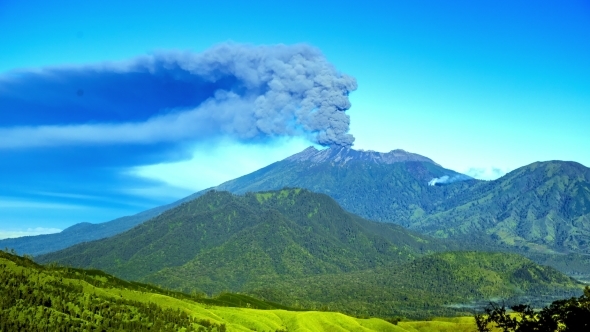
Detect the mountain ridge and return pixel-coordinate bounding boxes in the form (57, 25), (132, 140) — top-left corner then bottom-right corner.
(37, 188), (455, 294)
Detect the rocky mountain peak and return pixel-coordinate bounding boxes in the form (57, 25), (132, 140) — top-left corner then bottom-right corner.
(285, 146), (440, 166)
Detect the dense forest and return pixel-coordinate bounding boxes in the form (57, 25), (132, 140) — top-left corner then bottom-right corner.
(4, 249), (487, 331)
(246, 251), (583, 319)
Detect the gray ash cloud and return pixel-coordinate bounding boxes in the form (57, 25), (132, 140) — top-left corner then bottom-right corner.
(0, 43), (357, 148)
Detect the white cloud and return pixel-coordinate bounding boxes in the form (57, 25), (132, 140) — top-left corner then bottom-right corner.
(0, 227), (62, 240)
(464, 166), (509, 181)
(129, 137), (314, 192)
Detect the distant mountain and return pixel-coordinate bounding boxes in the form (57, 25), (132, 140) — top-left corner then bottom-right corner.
(37, 189), (454, 294)
(4, 146), (470, 257)
(216, 146), (476, 223)
(411, 161), (590, 254)
(8, 146), (590, 260)
(0, 191), (205, 256)
(247, 251), (583, 318)
(215, 149), (590, 254)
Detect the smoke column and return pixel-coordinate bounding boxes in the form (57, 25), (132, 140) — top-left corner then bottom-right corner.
(428, 174), (472, 186)
(0, 43), (357, 148)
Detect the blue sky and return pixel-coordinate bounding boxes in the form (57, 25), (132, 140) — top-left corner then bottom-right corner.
(0, 0), (589, 238)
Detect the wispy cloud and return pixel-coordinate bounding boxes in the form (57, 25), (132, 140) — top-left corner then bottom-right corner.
(129, 137), (313, 191)
(0, 43), (358, 231)
(0, 198), (85, 209)
(0, 227), (62, 240)
(464, 167), (509, 180)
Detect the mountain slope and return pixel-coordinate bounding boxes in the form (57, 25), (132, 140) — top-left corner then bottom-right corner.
(217, 150), (590, 254)
(216, 146), (476, 223)
(246, 251), (583, 318)
(412, 161), (590, 253)
(0, 191), (206, 256)
(8, 146), (589, 259)
(38, 189), (452, 293)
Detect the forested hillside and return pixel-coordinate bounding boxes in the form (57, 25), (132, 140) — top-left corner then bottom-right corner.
(246, 251), (583, 319)
(38, 189), (452, 293)
(411, 161), (590, 254)
(36, 190), (583, 319)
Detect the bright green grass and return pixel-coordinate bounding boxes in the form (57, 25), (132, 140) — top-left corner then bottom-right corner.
(1, 253), (489, 331)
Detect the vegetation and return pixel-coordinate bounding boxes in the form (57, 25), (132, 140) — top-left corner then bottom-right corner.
(2, 250), (490, 331)
(0, 250), (228, 331)
(414, 161), (590, 254)
(38, 189), (452, 294)
(245, 252), (583, 319)
(218, 153), (590, 255)
(475, 286), (590, 331)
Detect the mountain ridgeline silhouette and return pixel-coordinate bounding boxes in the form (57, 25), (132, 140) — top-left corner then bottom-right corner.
(3, 146), (590, 258)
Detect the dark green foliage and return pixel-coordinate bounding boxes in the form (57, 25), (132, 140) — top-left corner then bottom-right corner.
(475, 286), (590, 332)
(0, 250), (229, 332)
(414, 161), (590, 254)
(244, 251), (583, 319)
(35, 190), (584, 318)
(38, 189), (452, 295)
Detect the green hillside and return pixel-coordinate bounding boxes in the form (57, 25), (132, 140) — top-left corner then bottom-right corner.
(5, 147), (589, 263)
(2, 250), (493, 332)
(413, 161), (590, 253)
(216, 148), (590, 255)
(246, 251), (583, 319)
(38, 189), (452, 294)
(36, 189), (583, 319)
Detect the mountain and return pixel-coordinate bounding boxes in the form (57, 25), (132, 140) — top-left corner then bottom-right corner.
(246, 251), (583, 318)
(216, 146), (476, 223)
(214, 148), (590, 255)
(410, 161), (590, 254)
(38, 189), (453, 295)
(35, 189), (583, 319)
(3, 146), (471, 257)
(0, 191), (205, 256)
(7, 146), (590, 260)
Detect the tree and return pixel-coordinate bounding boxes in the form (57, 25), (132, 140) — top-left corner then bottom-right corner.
(476, 286), (590, 332)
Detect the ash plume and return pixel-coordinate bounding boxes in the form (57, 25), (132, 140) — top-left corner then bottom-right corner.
(0, 43), (357, 148)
